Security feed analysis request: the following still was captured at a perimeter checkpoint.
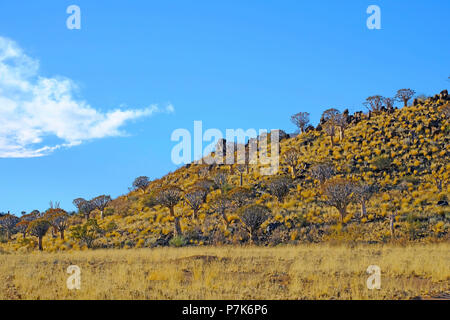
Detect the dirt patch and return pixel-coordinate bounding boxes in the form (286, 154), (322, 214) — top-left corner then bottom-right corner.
(173, 255), (230, 263)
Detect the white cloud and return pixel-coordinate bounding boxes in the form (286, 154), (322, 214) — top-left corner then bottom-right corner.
(0, 36), (172, 158)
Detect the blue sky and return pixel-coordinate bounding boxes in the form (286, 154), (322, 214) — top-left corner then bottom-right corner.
(0, 0), (449, 214)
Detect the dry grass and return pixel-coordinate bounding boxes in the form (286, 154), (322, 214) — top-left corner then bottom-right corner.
(0, 243), (449, 300)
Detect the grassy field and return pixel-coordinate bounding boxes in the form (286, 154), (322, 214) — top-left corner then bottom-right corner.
(0, 243), (449, 300)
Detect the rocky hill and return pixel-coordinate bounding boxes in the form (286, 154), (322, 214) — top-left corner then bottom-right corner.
(1, 90), (449, 252)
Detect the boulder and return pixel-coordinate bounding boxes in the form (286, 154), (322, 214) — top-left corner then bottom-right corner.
(266, 222), (283, 234)
(437, 200), (448, 206)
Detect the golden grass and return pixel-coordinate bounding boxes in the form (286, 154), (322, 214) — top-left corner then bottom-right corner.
(0, 243), (449, 300)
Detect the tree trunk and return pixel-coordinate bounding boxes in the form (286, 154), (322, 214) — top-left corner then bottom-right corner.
(339, 128), (344, 141)
(100, 210), (104, 219)
(250, 230), (258, 245)
(330, 135), (335, 146)
(247, 229), (253, 245)
(84, 213), (89, 220)
(38, 236), (43, 251)
(174, 217), (182, 236)
(390, 214), (395, 238)
(240, 173), (243, 186)
(361, 201), (367, 218)
(60, 230), (65, 240)
(339, 208), (347, 222)
(247, 227), (258, 245)
(170, 207), (182, 236)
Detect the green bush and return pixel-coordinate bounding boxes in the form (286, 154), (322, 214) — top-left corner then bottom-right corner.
(70, 219), (102, 248)
(372, 155), (392, 171)
(169, 236), (187, 247)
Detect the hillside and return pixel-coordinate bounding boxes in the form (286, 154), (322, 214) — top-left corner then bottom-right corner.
(1, 90), (449, 252)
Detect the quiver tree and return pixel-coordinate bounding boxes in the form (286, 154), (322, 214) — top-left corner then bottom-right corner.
(92, 195), (112, 219)
(27, 219), (51, 251)
(321, 108), (341, 146)
(290, 112), (310, 133)
(44, 208), (69, 240)
(73, 198), (85, 211)
(266, 176), (292, 202)
(395, 89), (416, 107)
(208, 193), (232, 227)
(194, 179), (214, 201)
(132, 176), (150, 193)
(16, 212), (38, 238)
(184, 187), (207, 220)
(309, 162), (335, 185)
(213, 170), (230, 194)
(238, 204), (270, 244)
(16, 220), (29, 239)
(156, 186), (183, 236)
(383, 97), (396, 110)
(335, 113), (348, 141)
(353, 183), (377, 218)
(364, 95), (384, 112)
(229, 187), (252, 209)
(73, 198), (87, 219)
(82, 200), (98, 220)
(322, 178), (355, 222)
(0, 214), (20, 240)
(282, 148), (300, 179)
(73, 198), (96, 220)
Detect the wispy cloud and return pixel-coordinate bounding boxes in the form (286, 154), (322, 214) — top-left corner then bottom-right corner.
(0, 36), (173, 158)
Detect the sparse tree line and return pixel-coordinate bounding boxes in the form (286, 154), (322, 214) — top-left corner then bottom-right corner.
(0, 169), (377, 249)
(0, 196), (111, 251)
(1, 88), (448, 250)
(290, 89), (422, 143)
